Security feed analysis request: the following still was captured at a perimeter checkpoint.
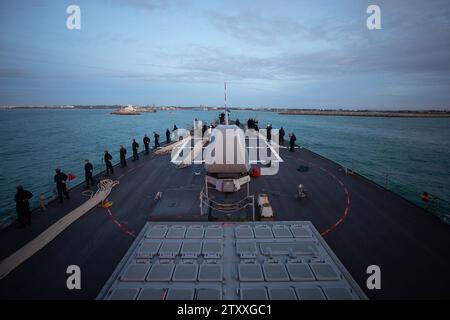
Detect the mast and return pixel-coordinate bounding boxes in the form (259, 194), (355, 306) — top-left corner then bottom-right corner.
(224, 82), (229, 125)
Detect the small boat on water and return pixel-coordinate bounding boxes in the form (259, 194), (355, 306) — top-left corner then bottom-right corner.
(111, 105), (141, 115)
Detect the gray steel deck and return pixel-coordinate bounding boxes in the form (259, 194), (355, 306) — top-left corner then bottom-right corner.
(0, 143), (449, 299)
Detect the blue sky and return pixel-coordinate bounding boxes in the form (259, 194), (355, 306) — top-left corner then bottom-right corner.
(0, 0), (449, 109)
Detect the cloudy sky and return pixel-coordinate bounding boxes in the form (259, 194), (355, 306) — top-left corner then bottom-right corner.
(0, 0), (449, 109)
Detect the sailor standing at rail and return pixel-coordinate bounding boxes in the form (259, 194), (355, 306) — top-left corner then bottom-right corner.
(166, 128), (171, 143)
(104, 150), (114, 177)
(119, 145), (127, 168)
(143, 134), (150, 155)
(266, 123), (272, 141)
(279, 127), (285, 146)
(154, 131), (160, 148)
(54, 168), (70, 203)
(289, 133), (297, 152)
(84, 159), (95, 189)
(173, 125), (178, 141)
(14, 185), (33, 228)
(132, 139), (139, 161)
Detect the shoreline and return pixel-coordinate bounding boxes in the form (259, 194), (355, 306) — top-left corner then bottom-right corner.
(2, 107), (450, 118)
(279, 110), (450, 118)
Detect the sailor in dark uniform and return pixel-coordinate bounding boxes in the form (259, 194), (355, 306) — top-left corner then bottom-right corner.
(104, 150), (114, 176)
(289, 133), (297, 152)
(154, 132), (160, 148)
(120, 145), (127, 168)
(173, 125), (178, 141)
(132, 139), (139, 161)
(143, 135), (150, 155)
(54, 168), (70, 203)
(14, 185), (33, 228)
(266, 123), (272, 141)
(279, 127), (285, 145)
(84, 159), (95, 188)
(166, 128), (171, 143)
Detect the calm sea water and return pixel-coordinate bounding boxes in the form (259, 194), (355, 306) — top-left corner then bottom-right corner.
(0, 109), (449, 223)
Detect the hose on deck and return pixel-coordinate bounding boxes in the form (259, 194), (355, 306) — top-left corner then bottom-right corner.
(0, 179), (119, 280)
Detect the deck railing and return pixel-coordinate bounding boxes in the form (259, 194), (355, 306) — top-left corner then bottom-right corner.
(424, 196), (450, 224)
(298, 142), (450, 225)
(200, 186), (255, 220)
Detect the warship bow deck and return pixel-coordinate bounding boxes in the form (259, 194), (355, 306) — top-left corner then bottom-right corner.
(0, 143), (449, 299)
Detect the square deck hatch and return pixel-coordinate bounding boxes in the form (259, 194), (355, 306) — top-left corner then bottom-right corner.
(172, 264), (199, 282)
(235, 225), (254, 238)
(198, 264), (223, 282)
(146, 225), (168, 238)
(158, 242), (181, 256)
(262, 263), (290, 281)
(202, 241), (223, 256)
(290, 225), (312, 238)
(241, 288), (268, 300)
(166, 225), (186, 238)
(254, 225), (273, 238)
(120, 264), (151, 282)
(166, 288), (195, 300)
(286, 263), (315, 281)
(137, 288), (166, 300)
(323, 287), (354, 300)
(309, 263), (340, 281)
(272, 225), (293, 238)
(109, 288), (139, 300)
(186, 225), (204, 238)
(146, 263), (175, 282)
(205, 225), (223, 238)
(268, 288), (297, 300)
(238, 263), (264, 282)
(295, 287), (326, 300)
(196, 288), (222, 300)
(138, 241), (161, 258)
(181, 241), (202, 256)
(236, 241), (257, 255)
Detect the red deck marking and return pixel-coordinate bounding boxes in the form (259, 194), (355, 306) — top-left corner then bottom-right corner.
(319, 173), (350, 236)
(105, 207), (136, 238)
(296, 157), (351, 236)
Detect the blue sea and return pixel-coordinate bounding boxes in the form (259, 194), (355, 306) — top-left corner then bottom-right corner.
(0, 109), (449, 224)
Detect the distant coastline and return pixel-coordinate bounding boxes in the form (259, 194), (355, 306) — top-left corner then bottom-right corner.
(1, 105), (450, 118)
